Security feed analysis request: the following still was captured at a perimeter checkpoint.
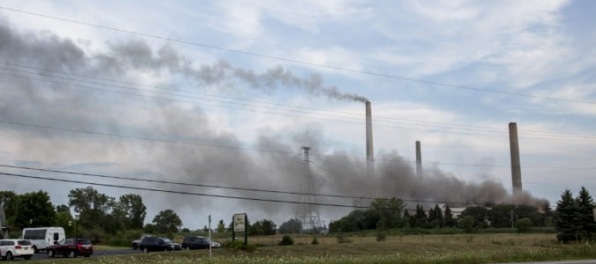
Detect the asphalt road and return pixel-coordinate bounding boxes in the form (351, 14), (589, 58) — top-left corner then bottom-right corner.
(25, 249), (142, 260)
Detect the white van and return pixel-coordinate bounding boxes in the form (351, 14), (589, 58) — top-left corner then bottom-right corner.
(22, 227), (65, 252)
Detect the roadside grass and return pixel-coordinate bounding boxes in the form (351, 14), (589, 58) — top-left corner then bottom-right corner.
(29, 233), (596, 264)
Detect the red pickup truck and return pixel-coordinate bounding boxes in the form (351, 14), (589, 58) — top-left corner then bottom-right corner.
(46, 238), (93, 258)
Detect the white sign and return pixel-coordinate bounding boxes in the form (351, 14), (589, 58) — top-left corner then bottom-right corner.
(233, 213), (246, 232)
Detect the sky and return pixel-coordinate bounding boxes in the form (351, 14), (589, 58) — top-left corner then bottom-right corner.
(0, 0), (595, 230)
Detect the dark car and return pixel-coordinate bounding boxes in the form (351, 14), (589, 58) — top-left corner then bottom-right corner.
(139, 236), (181, 253)
(132, 235), (154, 250)
(181, 236), (210, 250)
(46, 238), (93, 258)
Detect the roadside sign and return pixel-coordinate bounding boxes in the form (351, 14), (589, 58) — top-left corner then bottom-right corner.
(233, 213), (246, 232)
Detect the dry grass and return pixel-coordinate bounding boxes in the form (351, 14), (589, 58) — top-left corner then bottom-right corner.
(31, 233), (596, 264)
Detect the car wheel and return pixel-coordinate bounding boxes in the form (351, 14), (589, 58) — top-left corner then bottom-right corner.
(68, 250), (77, 258)
(47, 250), (54, 258)
(6, 252), (14, 260)
(142, 247), (148, 253)
(32, 246), (38, 253)
(132, 244), (138, 250)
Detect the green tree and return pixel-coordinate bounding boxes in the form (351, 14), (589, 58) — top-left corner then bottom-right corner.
(414, 205), (427, 228)
(54, 204), (73, 234)
(0, 191), (18, 227)
(217, 219), (225, 233)
(443, 205), (455, 227)
(152, 209), (182, 234)
(460, 215), (475, 233)
(15, 191), (56, 229)
(555, 189), (580, 242)
(115, 194), (147, 229)
(249, 219), (276, 236)
(370, 197), (404, 230)
(515, 218), (533, 233)
(428, 204), (443, 228)
(68, 186), (113, 230)
(460, 206), (489, 228)
(55, 204), (70, 213)
(279, 218), (302, 234)
(576, 186), (596, 241)
(542, 201), (554, 226)
(489, 204), (515, 228)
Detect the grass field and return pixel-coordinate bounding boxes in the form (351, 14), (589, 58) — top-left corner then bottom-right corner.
(29, 233), (596, 264)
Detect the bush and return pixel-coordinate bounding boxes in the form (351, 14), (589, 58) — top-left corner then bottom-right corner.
(279, 235), (294, 246)
(336, 235), (352, 244)
(224, 240), (256, 252)
(460, 216), (476, 233)
(376, 232), (386, 242)
(311, 237), (319, 245)
(516, 218), (533, 233)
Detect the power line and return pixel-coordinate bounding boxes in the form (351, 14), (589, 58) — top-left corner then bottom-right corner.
(0, 171), (363, 209)
(0, 119), (295, 155)
(3, 118), (596, 171)
(0, 166), (517, 207)
(4, 60), (594, 139)
(1, 67), (594, 142)
(0, 163), (371, 201)
(1, 6), (595, 106)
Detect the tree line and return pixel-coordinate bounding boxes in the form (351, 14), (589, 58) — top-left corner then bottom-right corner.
(0, 186), (182, 241)
(328, 197), (555, 233)
(3, 185), (594, 244)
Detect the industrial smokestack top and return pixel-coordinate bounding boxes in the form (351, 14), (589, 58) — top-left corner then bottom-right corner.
(416, 141), (422, 177)
(509, 122), (523, 198)
(365, 101), (374, 163)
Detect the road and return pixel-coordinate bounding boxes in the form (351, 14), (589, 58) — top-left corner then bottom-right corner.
(25, 249), (141, 260)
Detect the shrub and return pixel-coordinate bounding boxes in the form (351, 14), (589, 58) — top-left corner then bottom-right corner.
(311, 237), (319, 245)
(336, 235), (352, 244)
(460, 216), (476, 233)
(279, 235), (294, 246)
(376, 232), (386, 242)
(224, 240), (256, 252)
(516, 218), (533, 233)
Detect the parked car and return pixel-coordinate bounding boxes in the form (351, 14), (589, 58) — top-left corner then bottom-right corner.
(181, 236), (221, 250)
(181, 236), (209, 250)
(139, 236), (181, 253)
(46, 238), (93, 258)
(0, 239), (34, 260)
(132, 235), (154, 250)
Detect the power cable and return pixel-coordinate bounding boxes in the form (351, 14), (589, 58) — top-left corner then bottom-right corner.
(3, 118), (596, 171)
(0, 6), (595, 106)
(0, 163), (572, 207)
(1, 68), (593, 142)
(4, 60), (595, 139)
(0, 171), (364, 209)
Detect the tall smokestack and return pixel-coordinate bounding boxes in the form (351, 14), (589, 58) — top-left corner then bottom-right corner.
(509, 122), (522, 197)
(365, 101), (374, 165)
(415, 141), (422, 177)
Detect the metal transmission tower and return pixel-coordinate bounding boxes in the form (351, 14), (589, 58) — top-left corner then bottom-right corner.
(295, 146), (322, 233)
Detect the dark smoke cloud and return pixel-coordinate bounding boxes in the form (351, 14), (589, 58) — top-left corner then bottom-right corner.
(0, 17), (546, 226)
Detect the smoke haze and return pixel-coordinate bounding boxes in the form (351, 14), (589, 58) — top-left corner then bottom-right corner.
(0, 18), (546, 226)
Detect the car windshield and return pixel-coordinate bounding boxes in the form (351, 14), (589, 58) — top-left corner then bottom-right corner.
(77, 239), (91, 245)
(162, 238), (173, 243)
(61, 239), (74, 245)
(18, 240), (32, 245)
